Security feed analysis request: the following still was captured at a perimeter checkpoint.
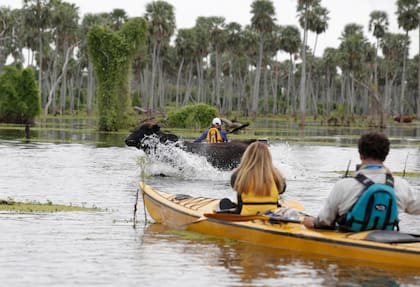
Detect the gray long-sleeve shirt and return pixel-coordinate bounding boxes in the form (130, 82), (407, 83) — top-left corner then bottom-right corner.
(317, 167), (420, 227)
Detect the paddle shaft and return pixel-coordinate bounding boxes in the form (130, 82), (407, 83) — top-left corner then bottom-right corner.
(204, 213), (301, 224)
(228, 123), (249, 134)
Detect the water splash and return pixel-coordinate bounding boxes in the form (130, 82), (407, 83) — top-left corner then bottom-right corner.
(136, 136), (229, 180)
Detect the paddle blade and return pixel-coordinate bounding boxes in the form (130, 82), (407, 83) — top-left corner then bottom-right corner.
(228, 123), (249, 134)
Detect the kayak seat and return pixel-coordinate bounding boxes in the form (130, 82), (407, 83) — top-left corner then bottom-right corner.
(365, 230), (420, 243)
(216, 198), (239, 214)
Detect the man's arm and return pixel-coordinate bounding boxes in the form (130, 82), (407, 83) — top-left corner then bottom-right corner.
(302, 182), (344, 229)
(193, 130), (208, 143)
(220, 130), (228, 142)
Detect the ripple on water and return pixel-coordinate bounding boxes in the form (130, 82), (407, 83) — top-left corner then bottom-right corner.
(1, 141), (420, 286)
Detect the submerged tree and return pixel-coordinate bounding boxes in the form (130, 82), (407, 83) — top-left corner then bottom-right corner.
(87, 17), (147, 131)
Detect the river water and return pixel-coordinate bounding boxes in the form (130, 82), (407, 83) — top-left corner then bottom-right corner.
(1, 120), (420, 286)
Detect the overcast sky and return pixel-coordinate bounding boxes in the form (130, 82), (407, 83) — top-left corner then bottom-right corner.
(2, 0), (419, 57)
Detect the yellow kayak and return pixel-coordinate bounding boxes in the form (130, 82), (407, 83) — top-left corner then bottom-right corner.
(140, 182), (420, 268)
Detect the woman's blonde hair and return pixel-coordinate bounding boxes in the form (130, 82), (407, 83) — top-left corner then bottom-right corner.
(233, 141), (284, 196)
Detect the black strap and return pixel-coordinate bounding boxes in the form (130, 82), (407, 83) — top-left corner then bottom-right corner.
(354, 173), (394, 188)
(241, 202), (279, 205)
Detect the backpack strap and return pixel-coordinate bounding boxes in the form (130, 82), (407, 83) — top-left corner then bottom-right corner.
(385, 173), (394, 188)
(355, 173), (394, 189)
(354, 173), (374, 188)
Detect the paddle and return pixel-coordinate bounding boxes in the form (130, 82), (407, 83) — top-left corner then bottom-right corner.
(228, 123), (249, 134)
(203, 212), (301, 224)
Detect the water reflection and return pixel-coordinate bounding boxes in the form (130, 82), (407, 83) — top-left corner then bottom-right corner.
(143, 224), (420, 287)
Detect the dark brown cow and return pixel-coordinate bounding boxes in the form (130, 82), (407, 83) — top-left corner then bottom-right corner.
(125, 121), (262, 170)
(393, 115), (413, 123)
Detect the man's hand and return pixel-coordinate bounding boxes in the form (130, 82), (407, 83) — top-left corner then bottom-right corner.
(302, 216), (315, 228)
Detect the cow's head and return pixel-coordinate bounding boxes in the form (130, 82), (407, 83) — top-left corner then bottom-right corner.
(125, 121), (179, 150)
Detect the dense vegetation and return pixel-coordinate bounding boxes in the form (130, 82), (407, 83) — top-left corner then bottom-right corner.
(0, 65), (40, 124)
(1, 0), (420, 130)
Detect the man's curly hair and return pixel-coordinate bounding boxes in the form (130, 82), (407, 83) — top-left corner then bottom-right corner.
(358, 132), (390, 161)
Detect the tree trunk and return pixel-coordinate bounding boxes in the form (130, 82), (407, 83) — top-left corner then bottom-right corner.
(251, 36), (264, 118)
(215, 49), (221, 109)
(399, 31), (409, 122)
(149, 42), (159, 110)
(87, 60), (95, 115)
(175, 58), (184, 109)
(298, 4), (308, 127)
(44, 46), (73, 116)
(417, 23), (420, 119)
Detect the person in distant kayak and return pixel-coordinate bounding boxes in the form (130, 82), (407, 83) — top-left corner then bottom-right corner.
(194, 117), (228, 143)
(302, 131), (420, 231)
(219, 141), (286, 215)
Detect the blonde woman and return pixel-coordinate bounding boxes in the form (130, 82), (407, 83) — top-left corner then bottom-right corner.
(219, 141), (286, 215)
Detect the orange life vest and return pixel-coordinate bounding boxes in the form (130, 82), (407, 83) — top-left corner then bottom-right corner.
(206, 127), (222, 143)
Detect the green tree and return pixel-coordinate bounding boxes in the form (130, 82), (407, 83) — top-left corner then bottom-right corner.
(87, 17), (147, 131)
(0, 65), (40, 124)
(80, 12), (114, 116)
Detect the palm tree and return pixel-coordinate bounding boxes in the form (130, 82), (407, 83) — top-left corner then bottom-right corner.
(224, 22), (243, 112)
(193, 17), (213, 103)
(296, 0), (314, 126)
(278, 25), (301, 113)
(174, 28), (196, 107)
(368, 10), (389, 127)
(144, 0), (176, 111)
(250, 0), (276, 118)
(242, 25), (259, 113)
(396, 0), (419, 122)
(338, 24), (369, 119)
(380, 32), (406, 117)
(110, 8), (128, 30)
(207, 16), (227, 110)
(298, 0), (329, 56)
(22, 0), (52, 104)
(321, 47), (339, 116)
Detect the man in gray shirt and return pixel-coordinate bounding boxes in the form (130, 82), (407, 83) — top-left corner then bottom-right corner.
(302, 131), (420, 230)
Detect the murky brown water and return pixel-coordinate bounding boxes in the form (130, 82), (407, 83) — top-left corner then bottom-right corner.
(1, 119), (420, 286)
